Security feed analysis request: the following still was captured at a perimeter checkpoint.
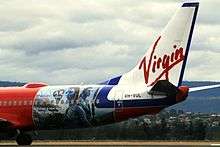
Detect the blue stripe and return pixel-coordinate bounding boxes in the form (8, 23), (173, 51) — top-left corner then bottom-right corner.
(178, 3), (199, 87)
(95, 86), (176, 108)
(99, 75), (122, 85)
(182, 2), (199, 7)
(107, 76), (122, 85)
(95, 86), (114, 108)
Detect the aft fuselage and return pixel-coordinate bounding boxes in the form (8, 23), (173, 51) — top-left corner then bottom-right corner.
(0, 83), (188, 131)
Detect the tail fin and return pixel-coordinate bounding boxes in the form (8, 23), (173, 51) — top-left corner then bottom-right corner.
(113, 2), (199, 87)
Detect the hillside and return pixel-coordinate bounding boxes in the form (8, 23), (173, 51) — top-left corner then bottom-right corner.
(170, 81), (220, 113)
(0, 81), (25, 87)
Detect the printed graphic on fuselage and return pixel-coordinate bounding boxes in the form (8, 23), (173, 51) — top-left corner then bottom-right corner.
(33, 86), (100, 129)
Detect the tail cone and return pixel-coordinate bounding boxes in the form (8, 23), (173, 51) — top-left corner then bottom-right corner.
(176, 86), (189, 102)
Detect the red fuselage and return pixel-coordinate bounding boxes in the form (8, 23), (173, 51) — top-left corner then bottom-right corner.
(0, 87), (39, 130)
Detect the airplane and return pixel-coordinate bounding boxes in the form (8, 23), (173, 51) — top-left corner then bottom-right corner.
(0, 1), (219, 145)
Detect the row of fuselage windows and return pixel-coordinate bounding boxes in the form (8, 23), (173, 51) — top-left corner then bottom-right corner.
(35, 99), (86, 106)
(0, 100), (82, 107)
(0, 100), (33, 107)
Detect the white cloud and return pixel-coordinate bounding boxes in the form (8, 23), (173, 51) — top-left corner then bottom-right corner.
(185, 50), (220, 81)
(0, 0), (219, 84)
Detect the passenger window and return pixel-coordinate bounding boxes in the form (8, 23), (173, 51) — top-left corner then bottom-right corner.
(8, 101), (12, 106)
(29, 100), (32, 105)
(3, 101), (7, 106)
(0, 101), (2, 106)
(24, 101), (27, 105)
(13, 101), (17, 106)
(18, 101), (22, 106)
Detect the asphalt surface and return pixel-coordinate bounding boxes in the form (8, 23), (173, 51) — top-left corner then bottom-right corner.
(1, 141), (220, 146)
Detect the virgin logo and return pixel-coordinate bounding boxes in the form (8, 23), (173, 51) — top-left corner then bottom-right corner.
(138, 36), (185, 86)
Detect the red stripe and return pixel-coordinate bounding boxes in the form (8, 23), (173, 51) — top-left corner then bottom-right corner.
(114, 107), (164, 122)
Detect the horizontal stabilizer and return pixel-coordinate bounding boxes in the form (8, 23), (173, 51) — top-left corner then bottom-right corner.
(189, 84), (220, 92)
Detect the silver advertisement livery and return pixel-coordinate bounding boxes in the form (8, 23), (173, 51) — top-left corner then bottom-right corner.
(33, 86), (104, 129)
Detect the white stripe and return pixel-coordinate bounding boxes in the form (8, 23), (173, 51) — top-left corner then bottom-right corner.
(211, 144), (220, 146)
(189, 84), (220, 92)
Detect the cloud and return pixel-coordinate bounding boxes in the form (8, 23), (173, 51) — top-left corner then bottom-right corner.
(0, 0), (218, 84)
(197, 0), (220, 25)
(185, 50), (220, 81)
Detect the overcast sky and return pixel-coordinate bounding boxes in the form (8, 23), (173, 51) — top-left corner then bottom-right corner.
(0, 0), (219, 85)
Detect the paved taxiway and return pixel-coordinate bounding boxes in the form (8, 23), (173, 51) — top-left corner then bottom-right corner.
(1, 141), (220, 146)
